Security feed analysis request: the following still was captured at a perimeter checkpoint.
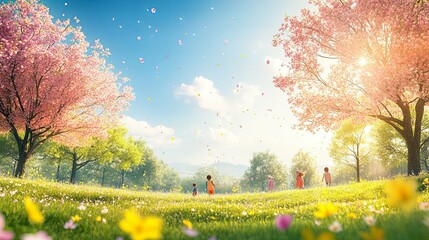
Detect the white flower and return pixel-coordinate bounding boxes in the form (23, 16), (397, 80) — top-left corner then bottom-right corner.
(315, 220), (321, 226)
(242, 211), (247, 216)
(328, 221), (342, 233)
(64, 220), (77, 230)
(364, 216), (376, 226)
(101, 206), (108, 214)
(78, 204), (86, 211)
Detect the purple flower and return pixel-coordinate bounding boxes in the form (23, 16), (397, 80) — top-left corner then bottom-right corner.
(275, 214), (293, 231)
(182, 227), (199, 238)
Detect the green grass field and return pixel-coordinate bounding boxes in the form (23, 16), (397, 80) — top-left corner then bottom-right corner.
(1, 177), (429, 240)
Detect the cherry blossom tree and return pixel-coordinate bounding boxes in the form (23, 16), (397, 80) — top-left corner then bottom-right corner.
(0, 0), (134, 177)
(273, 0), (429, 175)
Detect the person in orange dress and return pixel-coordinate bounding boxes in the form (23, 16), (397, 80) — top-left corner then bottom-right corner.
(296, 171), (305, 189)
(206, 175), (216, 196)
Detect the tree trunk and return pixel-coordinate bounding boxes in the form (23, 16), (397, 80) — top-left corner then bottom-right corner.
(356, 157), (360, 182)
(55, 165), (60, 181)
(101, 167), (106, 186)
(14, 149), (28, 178)
(121, 170), (125, 187)
(407, 140), (421, 176)
(70, 152), (78, 184)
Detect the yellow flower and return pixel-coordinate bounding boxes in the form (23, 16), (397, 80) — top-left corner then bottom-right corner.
(423, 178), (429, 185)
(314, 202), (338, 219)
(384, 178), (417, 211)
(302, 228), (336, 240)
(359, 226), (384, 240)
(183, 219), (192, 229)
(71, 215), (81, 222)
(96, 216), (102, 222)
(119, 208), (163, 240)
(24, 197), (44, 224)
(347, 213), (357, 219)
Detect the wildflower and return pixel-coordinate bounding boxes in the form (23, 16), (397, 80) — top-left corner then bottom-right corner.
(101, 206), (108, 214)
(21, 231), (52, 240)
(360, 226), (384, 240)
(96, 216), (106, 223)
(71, 215), (81, 222)
(182, 228), (199, 238)
(384, 178), (417, 211)
(347, 213), (357, 219)
(64, 220), (77, 230)
(302, 228), (335, 240)
(24, 197), (44, 224)
(314, 202), (338, 219)
(183, 219), (192, 229)
(419, 202), (429, 211)
(78, 204), (86, 211)
(0, 214), (14, 240)
(314, 220), (321, 226)
(242, 211), (247, 216)
(119, 208), (163, 240)
(423, 178), (429, 185)
(275, 215), (293, 231)
(328, 221), (342, 233)
(364, 216), (376, 226)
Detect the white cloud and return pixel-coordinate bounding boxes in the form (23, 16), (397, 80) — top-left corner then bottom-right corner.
(208, 127), (239, 143)
(175, 76), (229, 113)
(121, 116), (181, 148)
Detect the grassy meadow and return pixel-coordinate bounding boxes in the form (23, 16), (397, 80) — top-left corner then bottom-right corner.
(1, 176), (429, 239)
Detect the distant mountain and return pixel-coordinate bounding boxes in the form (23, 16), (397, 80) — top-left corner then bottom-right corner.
(169, 162), (248, 179)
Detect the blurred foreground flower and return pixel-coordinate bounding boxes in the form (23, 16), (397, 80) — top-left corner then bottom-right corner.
(21, 231), (52, 240)
(24, 197), (44, 224)
(302, 228), (335, 240)
(64, 220), (77, 230)
(384, 178), (417, 211)
(275, 215), (293, 231)
(119, 208), (163, 240)
(0, 214), (14, 240)
(359, 226), (384, 240)
(328, 221), (342, 233)
(182, 219), (199, 237)
(315, 202), (338, 219)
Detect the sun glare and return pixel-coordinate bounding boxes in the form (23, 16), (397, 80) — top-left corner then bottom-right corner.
(358, 57), (368, 66)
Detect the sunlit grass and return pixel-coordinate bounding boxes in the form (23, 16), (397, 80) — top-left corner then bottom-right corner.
(0, 177), (428, 239)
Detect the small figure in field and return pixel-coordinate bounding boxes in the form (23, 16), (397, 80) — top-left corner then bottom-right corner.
(268, 176), (275, 192)
(322, 167), (332, 187)
(206, 175), (216, 196)
(296, 171), (305, 189)
(192, 183), (198, 196)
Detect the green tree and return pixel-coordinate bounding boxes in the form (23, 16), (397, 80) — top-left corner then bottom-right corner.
(0, 133), (18, 176)
(242, 151), (287, 192)
(329, 119), (371, 182)
(290, 150), (317, 188)
(370, 121), (408, 176)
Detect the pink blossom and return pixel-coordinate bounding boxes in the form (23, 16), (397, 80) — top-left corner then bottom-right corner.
(182, 228), (199, 237)
(21, 231), (52, 240)
(64, 220), (77, 230)
(275, 214), (293, 231)
(0, 214), (14, 240)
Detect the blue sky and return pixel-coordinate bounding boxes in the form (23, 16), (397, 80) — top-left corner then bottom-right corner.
(40, 0), (332, 167)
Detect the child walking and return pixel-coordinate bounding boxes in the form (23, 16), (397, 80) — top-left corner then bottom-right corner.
(322, 167), (332, 187)
(268, 176), (275, 192)
(296, 171), (305, 189)
(206, 175), (216, 196)
(192, 183), (198, 196)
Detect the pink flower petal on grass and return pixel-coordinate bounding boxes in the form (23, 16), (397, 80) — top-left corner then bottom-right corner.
(275, 214), (293, 231)
(182, 227), (199, 237)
